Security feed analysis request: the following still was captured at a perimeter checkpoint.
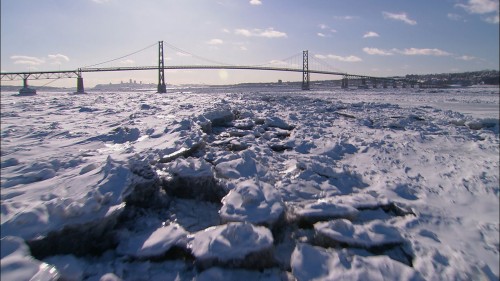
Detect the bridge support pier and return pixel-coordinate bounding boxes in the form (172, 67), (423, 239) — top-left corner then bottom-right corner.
(341, 77), (349, 89)
(301, 50), (310, 90)
(19, 76), (36, 95)
(76, 76), (85, 93)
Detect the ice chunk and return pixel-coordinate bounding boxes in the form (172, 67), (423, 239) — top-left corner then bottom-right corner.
(289, 199), (359, 226)
(220, 179), (284, 226)
(314, 219), (405, 249)
(265, 117), (294, 130)
(291, 243), (424, 281)
(1, 236), (60, 281)
(117, 223), (188, 258)
(162, 157), (225, 202)
(215, 150), (265, 179)
(121, 159), (163, 207)
(189, 222), (274, 269)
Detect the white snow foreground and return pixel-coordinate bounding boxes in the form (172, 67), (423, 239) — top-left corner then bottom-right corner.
(0, 87), (498, 280)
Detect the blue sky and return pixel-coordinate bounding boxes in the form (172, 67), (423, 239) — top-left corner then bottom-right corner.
(1, 0), (499, 87)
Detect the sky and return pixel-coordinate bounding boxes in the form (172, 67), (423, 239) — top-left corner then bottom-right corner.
(1, 0), (499, 88)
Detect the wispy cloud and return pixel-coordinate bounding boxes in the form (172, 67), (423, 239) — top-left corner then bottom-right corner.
(317, 24), (336, 37)
(176, 52), (192, 57)
(119, 59), (135, 65)
(249, 0), (262, 5)
(456, 55), (477, 61)
(382, 11), (417, 25)
(48, 54), (70, 62)
(333, 15), (358, 20)
(11, 55), (45, 65)
(456, 0), (499, 23)
(394, 48), (451, 56)
(363, 47), (392, 56)
(207, 39), (224, 45)
(235, 28), (287, 38)
(363, 31), (379, 38)
(315, 54), (362, 62)
(363, 47), (452, 56)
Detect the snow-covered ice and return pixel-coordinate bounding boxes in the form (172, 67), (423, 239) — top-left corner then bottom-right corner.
(0, 85), (498, 280)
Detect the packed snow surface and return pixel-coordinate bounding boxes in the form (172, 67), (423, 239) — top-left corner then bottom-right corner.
(1, 85), (498, 280)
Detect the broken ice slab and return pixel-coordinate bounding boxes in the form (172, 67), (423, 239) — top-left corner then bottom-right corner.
(288, 199), (359, 227)
(188, 222), (275, 270)
(116, 223), (188, 259)
(161, 157), (226, 202)
(220, 179), (285, 227)
(314, 219), (405, 249)
(158, 141), (205, 163)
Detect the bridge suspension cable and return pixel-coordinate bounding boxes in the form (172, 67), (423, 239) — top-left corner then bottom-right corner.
(162, 41), (232, 66)
(81, 42), (157, 68)
(309, 52), (346, 74)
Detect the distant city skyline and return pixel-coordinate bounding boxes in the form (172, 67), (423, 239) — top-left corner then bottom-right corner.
(1, 0), (499, 87)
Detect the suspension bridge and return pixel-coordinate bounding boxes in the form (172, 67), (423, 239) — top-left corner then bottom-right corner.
(0, 41), (416, 95)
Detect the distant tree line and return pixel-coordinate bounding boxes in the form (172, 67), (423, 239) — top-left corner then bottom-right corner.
(405, 70), (499, 86)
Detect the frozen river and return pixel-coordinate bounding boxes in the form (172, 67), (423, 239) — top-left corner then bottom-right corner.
(1, 85), (498, 280)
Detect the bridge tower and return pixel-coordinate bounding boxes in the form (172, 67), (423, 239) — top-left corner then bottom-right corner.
(157, 41), (167, 93)
(302, 50), (310, 90)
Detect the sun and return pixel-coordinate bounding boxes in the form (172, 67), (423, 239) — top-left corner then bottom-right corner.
(218, 70), (229, 81)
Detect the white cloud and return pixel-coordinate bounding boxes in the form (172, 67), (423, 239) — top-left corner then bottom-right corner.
(176, 52), (192, 57)
(222, 28), (231, 33)
(456, 0), (499, 23)
(317, 24), (337, 35)
(456, 55), (477, 61)
(484, 13), (499, 23)
(10, 55), (45, 65)
(48, 54), (70, 62)
(456, 0), (498, 14)
(394, 48), (452, 56)
(207, 39), (224, 45)
(249, 0), (262, 5)
(363, 47), (392, 56)
(91, 0), (111, 3)
(119, 59), (135, 65)
(333, 15), (357, 20)
(382, 11), (417, 25)
(316, 54), (362, 62)
(235, 28), (287, 38)
(363, 31), (379, 38)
